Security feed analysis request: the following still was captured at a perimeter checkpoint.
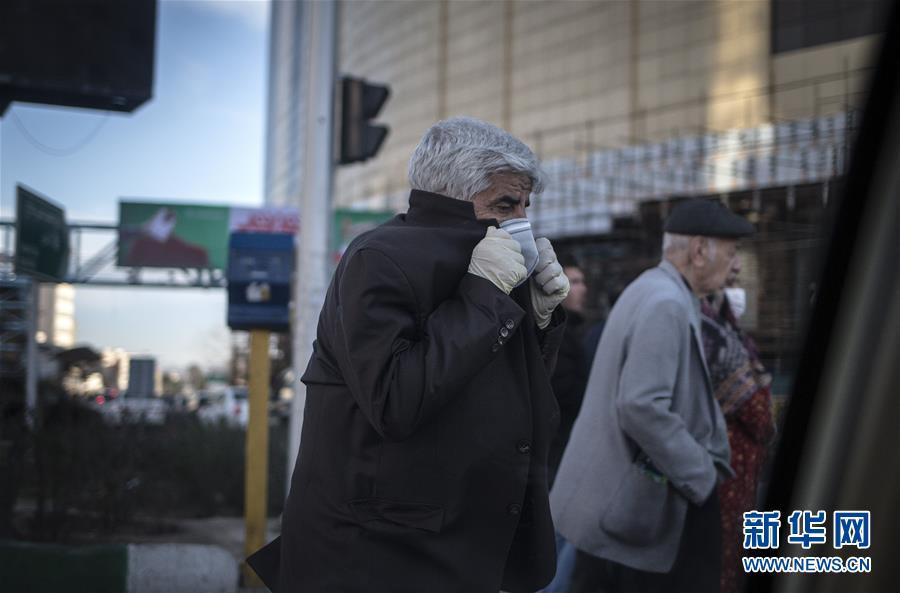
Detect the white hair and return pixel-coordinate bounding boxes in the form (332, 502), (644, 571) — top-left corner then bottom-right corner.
(407, 116), (545, 201)
(662, 232), (689, 255)
(663, 232), (717, 260)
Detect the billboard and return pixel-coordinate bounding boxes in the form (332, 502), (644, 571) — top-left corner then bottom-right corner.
(118, 202), (229, 269)
(229, 207), (300, 235)
(15, 185), (70, 281)
(117, 202), (299, 270)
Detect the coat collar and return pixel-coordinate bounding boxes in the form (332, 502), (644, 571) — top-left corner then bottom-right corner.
(657, 259), (703, 334)
(658, 259), (712, 384)
(405, 190), (498, 228)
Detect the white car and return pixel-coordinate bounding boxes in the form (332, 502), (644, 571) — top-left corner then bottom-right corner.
(197, 386), (249, 427)
(97, 394), (167, 425)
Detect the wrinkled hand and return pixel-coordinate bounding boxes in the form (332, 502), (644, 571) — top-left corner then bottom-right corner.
(529, 238), (569, 329)
(468, 226), (527, 295)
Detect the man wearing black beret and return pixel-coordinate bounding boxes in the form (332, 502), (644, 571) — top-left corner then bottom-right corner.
(551, 199), (754, 593)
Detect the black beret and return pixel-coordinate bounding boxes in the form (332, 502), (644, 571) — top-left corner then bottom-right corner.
(663, 199), (754, 238)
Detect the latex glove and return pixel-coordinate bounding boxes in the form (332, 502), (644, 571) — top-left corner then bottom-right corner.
(468, 227), (527, 295)
(529, 237), (569, 329)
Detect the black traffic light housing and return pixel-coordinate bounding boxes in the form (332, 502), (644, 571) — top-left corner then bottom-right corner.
(338, 76), (390, 165)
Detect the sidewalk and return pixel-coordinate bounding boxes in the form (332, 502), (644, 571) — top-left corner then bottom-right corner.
(121, 516), (282, 565)
(120, 516), (282, 592)
(12, 501), (280, 567)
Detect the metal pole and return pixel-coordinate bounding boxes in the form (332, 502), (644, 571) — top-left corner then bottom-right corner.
(25, 279), (38, 428)
(74, 228), (81, 277)
(243, 329), (272, 587)
(287, 0), (336, 495)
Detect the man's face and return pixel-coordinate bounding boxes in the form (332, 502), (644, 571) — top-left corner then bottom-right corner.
(562, 266), (587, 314)
(471, 172), (532, 222)
(725, 252), (742, 287)
(701, 238), (739, 294)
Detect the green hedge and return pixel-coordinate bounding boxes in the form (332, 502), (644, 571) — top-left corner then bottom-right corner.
(20, 399), (287, 542)
(0, 541), (127, 593)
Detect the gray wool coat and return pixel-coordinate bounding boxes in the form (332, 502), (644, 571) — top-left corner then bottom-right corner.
(549, 259), (733, 573)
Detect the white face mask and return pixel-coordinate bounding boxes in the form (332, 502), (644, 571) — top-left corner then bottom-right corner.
(499, 218), (539, 286)
(723, 286), (747, 319)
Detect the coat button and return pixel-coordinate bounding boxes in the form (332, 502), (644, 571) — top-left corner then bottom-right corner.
(499, 327), (510, 338)
(491, 343), (500, 352)
(507, 503), (521, 515)
(498, 336), (506, 345)
(517, 441), (531, 454)
(505, 319), (515, 329)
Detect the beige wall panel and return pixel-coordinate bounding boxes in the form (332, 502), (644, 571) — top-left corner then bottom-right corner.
(773, 87), (814, 121)
(704, 0), (769, 132)
(335, 1), (442, 206)
(644, 105), (705, 142)
(771, 36), (878, 121)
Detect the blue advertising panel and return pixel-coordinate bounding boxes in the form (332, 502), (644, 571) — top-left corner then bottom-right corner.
(227, 233), (294, 332)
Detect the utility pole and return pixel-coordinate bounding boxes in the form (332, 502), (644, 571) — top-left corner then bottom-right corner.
(243, 329), (271, 587)
(287, 0), (337, 494)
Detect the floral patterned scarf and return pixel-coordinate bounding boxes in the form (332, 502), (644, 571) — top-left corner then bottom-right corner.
(700, 296), (770, 416)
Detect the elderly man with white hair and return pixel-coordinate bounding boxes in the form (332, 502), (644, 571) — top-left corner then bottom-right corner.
(249, 117), (570, 592)
(550, 199), (754, 593)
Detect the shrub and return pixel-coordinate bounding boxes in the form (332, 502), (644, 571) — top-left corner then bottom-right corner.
(21, 400), (287, 542)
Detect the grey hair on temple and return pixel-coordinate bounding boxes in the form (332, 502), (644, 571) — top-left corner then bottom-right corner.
(407, 116), (545, 202)
(663, 232), (718, 261)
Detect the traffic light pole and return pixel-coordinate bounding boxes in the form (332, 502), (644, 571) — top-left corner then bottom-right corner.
(286, 0), (337, 495)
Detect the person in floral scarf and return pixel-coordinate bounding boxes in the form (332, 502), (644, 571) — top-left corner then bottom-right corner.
(700, 258), (776, 593)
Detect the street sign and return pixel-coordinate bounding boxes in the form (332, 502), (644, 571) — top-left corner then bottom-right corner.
(14, 185), (69, 282)
(227, 233), (294, 332)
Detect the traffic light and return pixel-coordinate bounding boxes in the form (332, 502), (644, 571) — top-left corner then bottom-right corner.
(338, 76), (390, 165)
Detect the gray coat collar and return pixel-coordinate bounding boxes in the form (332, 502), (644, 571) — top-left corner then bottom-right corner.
(657, 259), (701, 331)
(657, 259), (711, 382)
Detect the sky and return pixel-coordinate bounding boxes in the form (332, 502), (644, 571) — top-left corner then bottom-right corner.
(0, 0), (271, 370)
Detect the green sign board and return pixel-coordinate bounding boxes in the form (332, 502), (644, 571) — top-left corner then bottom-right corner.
(332, 209), (395, 263)
(14, 185), (69, 282)
(118, 202), (299, 270)
(118, 202), (230, 269)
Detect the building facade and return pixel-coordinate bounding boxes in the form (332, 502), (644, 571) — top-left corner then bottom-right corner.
(265, 0), (883, 208)
(264, 0), (308, 209)
(328, 0), (881, 210)
(263, 0), (888, 385)
(36, 283), (75, 349)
